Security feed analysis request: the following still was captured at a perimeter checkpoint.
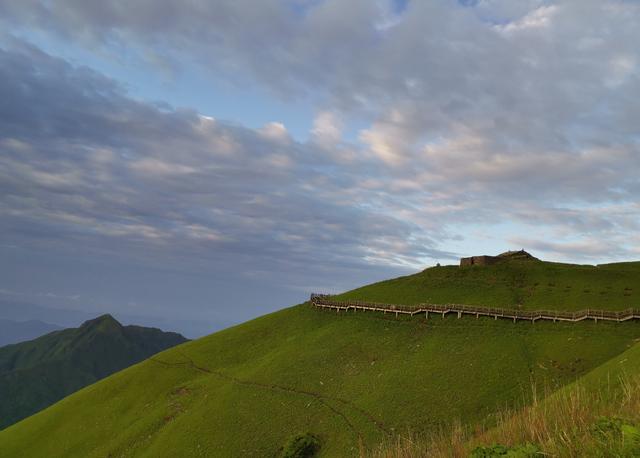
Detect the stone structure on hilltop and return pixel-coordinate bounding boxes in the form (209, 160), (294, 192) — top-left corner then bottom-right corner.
(460, 255), (498, 267)
(460, 250), (537, 267)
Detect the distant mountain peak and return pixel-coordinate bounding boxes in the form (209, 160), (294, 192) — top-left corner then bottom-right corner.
(80, 314), (122, 331)
(0, 314), (187, 429)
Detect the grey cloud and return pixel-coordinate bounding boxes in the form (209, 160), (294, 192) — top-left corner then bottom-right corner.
(6, 0), (638, 208)
(1, 1), (640, 328)
(508, 236), (633, 261)
(0, 43), (446, 311)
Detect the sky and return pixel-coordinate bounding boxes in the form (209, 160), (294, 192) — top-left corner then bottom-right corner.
(1, 0), (639, 337)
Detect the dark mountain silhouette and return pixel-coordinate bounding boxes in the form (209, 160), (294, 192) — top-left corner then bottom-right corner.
(0, 314), (187, 430)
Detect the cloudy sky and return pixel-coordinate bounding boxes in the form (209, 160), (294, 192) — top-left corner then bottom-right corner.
(1, 0), (639, 336)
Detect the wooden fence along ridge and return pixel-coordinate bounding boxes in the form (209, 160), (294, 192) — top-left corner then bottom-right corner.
(310, 294), (640, 323)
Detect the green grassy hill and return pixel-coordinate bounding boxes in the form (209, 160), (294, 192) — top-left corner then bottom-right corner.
(0, 314), (187, 430)
(478, 340), (640, 457)
(375, 337), (640, 457)
(337, 258), (640, 311)
(1, 258), (639, 457)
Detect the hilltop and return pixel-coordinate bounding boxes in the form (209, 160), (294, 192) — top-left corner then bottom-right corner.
(459, 249), (538, 267)
(0, 314), (187, 430)
(1, 257), (639, 456)
(337, 256), (640, 311)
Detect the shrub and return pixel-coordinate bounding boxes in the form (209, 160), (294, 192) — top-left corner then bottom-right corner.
(590, 417), (640, 455)
(280, 433), (320, 458)
(470, 442), (542, 457)
(591, 416), (624, 441)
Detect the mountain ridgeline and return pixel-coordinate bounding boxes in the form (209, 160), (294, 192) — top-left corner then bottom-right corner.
(1, 255), (640, 456)
(0, 314), (187, 430)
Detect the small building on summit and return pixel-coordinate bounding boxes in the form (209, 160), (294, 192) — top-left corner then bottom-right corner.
(460, 250), (537, 267)
(460, 255), (499, 267)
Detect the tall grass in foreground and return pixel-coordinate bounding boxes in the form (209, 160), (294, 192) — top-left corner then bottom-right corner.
(369, 373), (640, 457)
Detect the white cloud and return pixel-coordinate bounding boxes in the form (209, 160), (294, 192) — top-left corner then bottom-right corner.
(606, 54), (637, 88)
(359, 109), (416, 166)
(495, 5), (558, 34)
(311, 111), (343, 147)
(259, 121), (290, 143)
(130, 158), (197, 176)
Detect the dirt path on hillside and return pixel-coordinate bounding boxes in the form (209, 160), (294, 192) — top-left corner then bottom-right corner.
(149, 351), (390, 440)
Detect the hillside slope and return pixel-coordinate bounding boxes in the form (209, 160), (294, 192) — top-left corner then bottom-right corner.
(1, 259), (639, 457)
(373, 340), (640, 457)
(468, 338), (640, 457)
(337, 259), (640, 311)
(0, 314), (187, 430)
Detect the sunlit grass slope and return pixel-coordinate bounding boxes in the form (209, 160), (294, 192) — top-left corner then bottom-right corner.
(337, 259), (640, 311)
(475, 341), (640, 457)
(372, 339), (640, 457)
(1, 259), (639, 457)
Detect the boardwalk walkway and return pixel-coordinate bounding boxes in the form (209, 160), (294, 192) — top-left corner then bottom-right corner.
(310, 294), (640, 323)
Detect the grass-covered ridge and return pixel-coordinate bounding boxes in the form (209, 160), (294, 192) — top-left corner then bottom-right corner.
(1, 258), (639, 456)
(337, 259), (640, 311)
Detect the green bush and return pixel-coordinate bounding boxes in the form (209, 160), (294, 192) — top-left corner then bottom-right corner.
(280, 433), (320, 458)
(470, 442), (542, 457)
(590, 417), (640, 456)
(591, 416), (625, 440)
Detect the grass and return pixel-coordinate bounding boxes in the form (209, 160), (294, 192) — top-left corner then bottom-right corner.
(370, 339), (640, 457)
(1, 258), (640, 456)
(337, 260), (640, 311)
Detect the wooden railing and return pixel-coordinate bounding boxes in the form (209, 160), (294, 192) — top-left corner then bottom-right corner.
(310, 294), (640, 323)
